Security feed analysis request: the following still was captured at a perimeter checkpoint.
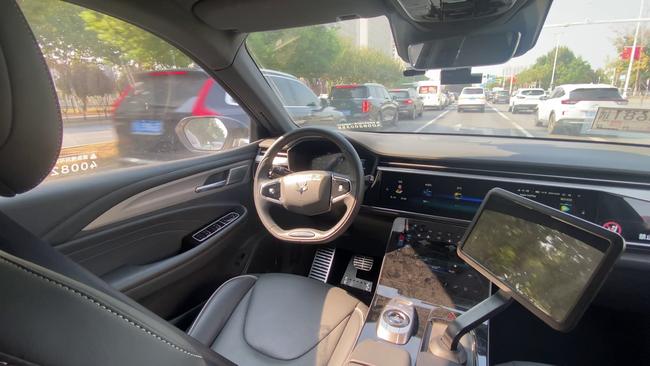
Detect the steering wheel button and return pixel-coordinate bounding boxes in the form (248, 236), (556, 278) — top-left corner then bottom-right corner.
(332, 177), (350, 199)
(262, 182), (281, 200)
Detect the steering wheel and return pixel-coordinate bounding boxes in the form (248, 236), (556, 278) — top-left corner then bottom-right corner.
(253, 128), (364, 244)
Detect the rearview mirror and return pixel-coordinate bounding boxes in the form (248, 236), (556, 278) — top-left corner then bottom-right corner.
(176, 116), (249, 152)
(408, 32), (521, 70)
(440, 68), (483, 85)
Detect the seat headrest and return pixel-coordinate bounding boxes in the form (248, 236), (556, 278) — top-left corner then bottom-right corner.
(0, 1), (62, 197)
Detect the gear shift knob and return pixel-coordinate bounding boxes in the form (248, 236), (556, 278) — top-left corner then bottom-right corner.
(376, 298), (417, 345)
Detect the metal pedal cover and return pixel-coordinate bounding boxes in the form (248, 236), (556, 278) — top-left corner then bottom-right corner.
(353, 255), (374, 272)
(308, 247), (336, 283)
(342, 258), (373, 292)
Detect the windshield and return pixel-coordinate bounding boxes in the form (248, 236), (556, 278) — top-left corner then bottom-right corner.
(462, 88), (485, 95)
(521, 90), (545, 96)
(117, 73), (206, 113)
(570, 88), (623, 100)
(248, 1), (650, 146)
(331, 86), (368, 99)
(390, 91), (410, 98)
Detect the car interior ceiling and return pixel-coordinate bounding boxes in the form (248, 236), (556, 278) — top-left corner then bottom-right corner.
(2, 0), (650, 366)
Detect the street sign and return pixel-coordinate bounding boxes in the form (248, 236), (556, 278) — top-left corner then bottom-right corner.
(591, 107), (650, 133)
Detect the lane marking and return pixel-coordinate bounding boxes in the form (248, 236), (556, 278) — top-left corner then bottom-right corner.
(489, 105), (534, 138)
(415, 109), (450, 133)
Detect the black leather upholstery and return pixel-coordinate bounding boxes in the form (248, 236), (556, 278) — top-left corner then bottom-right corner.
(188, 273), (368, 365)
(0, 0), (62, 197)
(0, 250), (234, 366)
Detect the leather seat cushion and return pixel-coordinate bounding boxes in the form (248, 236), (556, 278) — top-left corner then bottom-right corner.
(188, 273), (368, 366)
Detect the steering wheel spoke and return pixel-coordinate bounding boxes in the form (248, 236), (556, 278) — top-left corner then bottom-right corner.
(331, 174), (352, 203)
(260, 178), (282, 204)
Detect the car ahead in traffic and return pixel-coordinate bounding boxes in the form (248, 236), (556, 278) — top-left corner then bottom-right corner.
(329, 83), (398, 127)
(416, 80), (446, 110)
(457, 87), (486, 112)
(389, 88), (424, 120)
(535, 84), (627, 134)
(113, 69), (344, 162)
(493, 90), (510, 104)
(508, 88), (545, 113)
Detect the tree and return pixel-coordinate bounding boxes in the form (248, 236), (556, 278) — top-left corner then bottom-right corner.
(19, 0), (119, 64)
(80, 11), (191, 69)
(247, 25), (342, 79)
(68, 63), (115, 115)
(328, 40), (404, 86)
(516, 47), (596, 89)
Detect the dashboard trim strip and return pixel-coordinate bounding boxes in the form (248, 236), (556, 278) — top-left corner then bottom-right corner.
(383, 161), (650, 189)
(377, 166), (650, 201)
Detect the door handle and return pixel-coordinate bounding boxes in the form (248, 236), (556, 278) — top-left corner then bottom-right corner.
(195, 180), (227, 193)
(194, 164), (248, 193)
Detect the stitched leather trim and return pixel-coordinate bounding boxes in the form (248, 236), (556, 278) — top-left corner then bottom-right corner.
(187, 274), (258, 334)
(0, 254), (202, 359)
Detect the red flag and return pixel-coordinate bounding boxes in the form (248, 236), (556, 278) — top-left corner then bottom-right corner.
(621, 46), (643, 60)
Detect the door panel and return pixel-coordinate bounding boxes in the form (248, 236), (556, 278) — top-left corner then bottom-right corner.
(0, 143), (266, 322)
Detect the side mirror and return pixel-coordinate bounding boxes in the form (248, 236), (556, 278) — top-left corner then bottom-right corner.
(539, 96), (548, 101)
(176, 116), (248, 152)
(319, 97), (329, 108)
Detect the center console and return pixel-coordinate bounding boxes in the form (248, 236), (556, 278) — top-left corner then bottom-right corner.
(351, 217), (490, 366)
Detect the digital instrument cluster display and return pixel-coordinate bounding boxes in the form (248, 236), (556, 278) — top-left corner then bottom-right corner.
(380, 172), (597, 222)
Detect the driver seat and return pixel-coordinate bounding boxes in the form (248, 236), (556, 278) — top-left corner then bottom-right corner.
(0, 2), (365, 365)
(188, 273), (367, 365)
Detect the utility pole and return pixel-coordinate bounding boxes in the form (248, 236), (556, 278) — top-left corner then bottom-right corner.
(549, 36), (560, 92)
(623, 0), (645, 98)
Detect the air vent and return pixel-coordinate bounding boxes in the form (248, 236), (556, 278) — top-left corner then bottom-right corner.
(308, 248), (336, 283)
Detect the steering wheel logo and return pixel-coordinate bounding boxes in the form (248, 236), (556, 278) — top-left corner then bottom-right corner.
(296, 180), (309, 194)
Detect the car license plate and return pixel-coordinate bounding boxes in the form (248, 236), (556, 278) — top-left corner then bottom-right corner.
(591, 107), (650, 133)
(131, 120), (163, 135)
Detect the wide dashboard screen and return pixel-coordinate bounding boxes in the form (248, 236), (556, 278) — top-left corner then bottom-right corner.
(379, 172), (597, 222)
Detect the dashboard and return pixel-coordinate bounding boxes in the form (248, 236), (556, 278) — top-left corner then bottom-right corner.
(261, 136), (650, 248)
(368, 168), (650, 247)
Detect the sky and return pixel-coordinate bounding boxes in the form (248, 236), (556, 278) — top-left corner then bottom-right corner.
(474, 0), (647, 76)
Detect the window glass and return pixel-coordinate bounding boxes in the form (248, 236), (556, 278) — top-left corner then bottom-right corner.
(462, 88), (485, 95)
(520, 89), (545, 96)
(19, 0), (250, 182)
(331, 86), (368, 99)
(269, 76), (298, 105)
(390, 91), (410, 98)
(289, 80), (319, 106)
(247, 4), (650, 147)
(569, 88), (623, 100)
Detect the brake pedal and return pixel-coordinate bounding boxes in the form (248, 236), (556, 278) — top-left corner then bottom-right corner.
(308, 247), (336, 283)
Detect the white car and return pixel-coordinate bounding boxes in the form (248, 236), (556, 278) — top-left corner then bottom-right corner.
(417, 81), (445, 110)
(457, 87), (486, 112)
(536, 84), (627, 134)
(509, 88), (545, 113)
